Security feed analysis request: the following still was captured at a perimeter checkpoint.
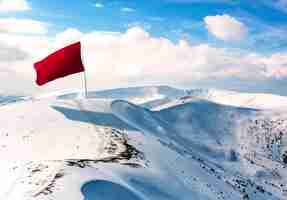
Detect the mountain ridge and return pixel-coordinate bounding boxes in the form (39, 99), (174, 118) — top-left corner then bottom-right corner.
(0, 86), (287, 199)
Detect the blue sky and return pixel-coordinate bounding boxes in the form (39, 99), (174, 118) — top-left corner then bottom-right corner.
(12, 0), (287, 51)
(1, 0), (287, 95)
(4, 0), (287, 52)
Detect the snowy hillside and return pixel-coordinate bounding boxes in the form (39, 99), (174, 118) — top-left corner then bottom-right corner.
(0, 95), (25, 106)
(57, 85), (185, 104)
(185, 89), (287, 110)
(0, 86), (287, 200)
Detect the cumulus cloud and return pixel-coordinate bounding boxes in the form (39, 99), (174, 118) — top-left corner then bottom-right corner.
(77, 28), (231, 84)
(0, 18), (48, 34)
(60, 27), (286, 86)
(0, 37), (45, 94)
(0, 33), (51, 58)
(54, 28), (84, 48)
(204, 14), (248, 41)
(0, 0), (30, 12)
(0, 26), (287, 95)
(0, 42), (28, 62)
(256, 53), (287, 79)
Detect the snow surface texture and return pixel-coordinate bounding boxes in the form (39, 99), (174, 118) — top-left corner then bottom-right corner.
(0, 86), (287, 200)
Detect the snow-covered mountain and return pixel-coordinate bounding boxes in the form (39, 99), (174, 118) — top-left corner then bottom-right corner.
(56, 85), (185, 104)
(0, 86), (287, 200)
(185, 88), (287, 110)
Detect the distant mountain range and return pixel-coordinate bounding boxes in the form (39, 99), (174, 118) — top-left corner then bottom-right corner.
(0, 86), (287, 200)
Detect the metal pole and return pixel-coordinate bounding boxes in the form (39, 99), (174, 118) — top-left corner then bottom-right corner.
(82, 71), (88, 98)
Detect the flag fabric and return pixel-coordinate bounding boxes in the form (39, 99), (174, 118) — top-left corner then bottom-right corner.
(34, 42), (85, 86)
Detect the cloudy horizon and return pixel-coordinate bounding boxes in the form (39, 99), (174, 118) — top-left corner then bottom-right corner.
(1, 0), (287, 96)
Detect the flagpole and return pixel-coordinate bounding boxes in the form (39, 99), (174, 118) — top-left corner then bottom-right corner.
(82, 71), (88, 98)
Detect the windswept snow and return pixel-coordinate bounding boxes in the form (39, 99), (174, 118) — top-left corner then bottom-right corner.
(0, 98), (129, 160)
(0, 86), (287, 200)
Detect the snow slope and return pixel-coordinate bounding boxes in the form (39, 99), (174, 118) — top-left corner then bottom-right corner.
(112, 99), (287, 200)
(0, 97), (135, 199)
(57, 85), (184, 104)
(0, 98), (130, 160)
(0, 86), (287, 200)
(140, 88), (287, 111)
(0, 95), (25, 106)
(186, 89), (287, 110)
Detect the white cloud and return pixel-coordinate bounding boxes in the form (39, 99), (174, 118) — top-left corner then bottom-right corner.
(0, 32), (52, 95)
(0, 33), (51, 56)
(204, 14), (248, 41)
(76, 27), (287, 87)
(0, 0), (30, 12)
(0, 26), (287, 95)
(92, 3), (104, 8)
(0, 42), (28, 62)
(121, 7), (136, 12)
(0, 18), (48, 34)
(254, 53), (287, 79)
(54, 28), (83, 48)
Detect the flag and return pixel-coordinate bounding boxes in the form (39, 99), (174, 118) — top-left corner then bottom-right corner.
(34, 42), (85, 86)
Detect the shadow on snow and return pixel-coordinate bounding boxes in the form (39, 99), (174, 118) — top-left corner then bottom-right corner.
(52, 106), (138, 131)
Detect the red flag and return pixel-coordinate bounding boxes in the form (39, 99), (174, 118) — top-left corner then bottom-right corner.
(34, 42), (85, 86)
